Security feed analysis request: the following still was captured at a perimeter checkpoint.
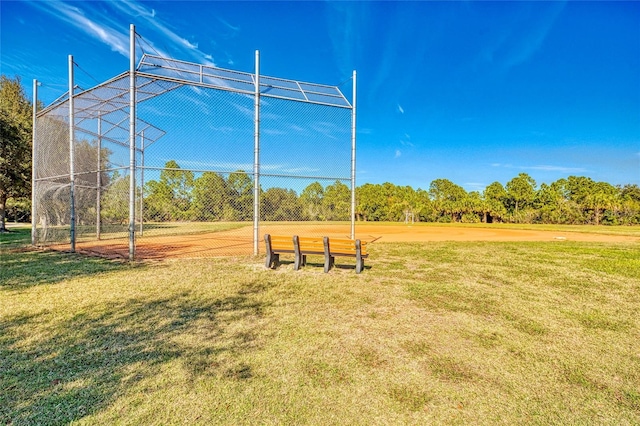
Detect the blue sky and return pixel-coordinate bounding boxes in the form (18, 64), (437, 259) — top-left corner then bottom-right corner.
(2, 0), (639, 192)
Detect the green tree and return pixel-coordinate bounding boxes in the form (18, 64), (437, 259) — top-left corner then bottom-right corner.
(534, 183), (560, 224)
(429, 178), (467, 222)
(262, 187), (302, 221)
(413, 188), (434, 222)
(483, 182), (508, 223)
(544, 178), (584, 224)
(144, 178), (173, 221)
(356, 183), (387, 221)
(101, 171), (129, 224)
(506, 173), (536, 221)
(143, 161), (193, 221)
(323, 180), (350, 221)
(162, 160), (194, 220)
(619, 184), (640, 224)
(584, 181), (617, 225)
(462, 191), (483, 223)
(227, 170), (253, 221)
(300, 182), (324, 220)
(385, 183), (413, 222)
(0, 75), (32, 231)
(191, 172), (232, 221)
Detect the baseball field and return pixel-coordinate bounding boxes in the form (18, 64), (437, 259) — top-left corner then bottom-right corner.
(64, 221), (640, 260)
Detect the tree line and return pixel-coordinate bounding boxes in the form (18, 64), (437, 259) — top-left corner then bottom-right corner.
(2, 74), (639, 230)
(112, 160), (353, 223)
(129, 161), (640, 226)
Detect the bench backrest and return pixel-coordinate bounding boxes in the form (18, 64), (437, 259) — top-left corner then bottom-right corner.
(295, 236), (325, 254)
(267, 234), (368, 256)
(266, 234), (294, 252)
(326, 237), (368, 256)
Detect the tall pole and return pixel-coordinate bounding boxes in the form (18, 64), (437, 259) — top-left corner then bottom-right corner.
(139, 131), (145, 236)
(69, 55), (76, 252)
(253, 50), (260, 256)
(350, 70), (357, 240)
(96, 115), (102, 240)
(31, 79), (38, 246)
(128, 24), (136, 261)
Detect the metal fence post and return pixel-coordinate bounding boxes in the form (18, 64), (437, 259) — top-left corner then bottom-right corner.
(140, 130), (145, 236)
(31, 79), (38, 246)
(253, 50), (260, 256)
(351, 70), (357, 240)
(96, 115), (102, 240)
(129, 24), (136, 261)
(69, 55), (76, 252)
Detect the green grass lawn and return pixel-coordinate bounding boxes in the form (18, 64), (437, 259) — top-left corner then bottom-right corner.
(1, 231), (639, 424)
(0, 225), (31, 249)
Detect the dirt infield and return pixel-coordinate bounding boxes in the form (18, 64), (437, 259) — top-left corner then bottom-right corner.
(64, 223), (639, 260)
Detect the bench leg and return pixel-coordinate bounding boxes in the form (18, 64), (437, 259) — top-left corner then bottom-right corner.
(294, 254), (307, 270)
(355, 239), (364, 274)
(293, 235), (301, 270)
(265, 234), (277, 269)
(324, 255), (334, 273)
(266, 253), (280, 269)
(323, 236), (333, 273)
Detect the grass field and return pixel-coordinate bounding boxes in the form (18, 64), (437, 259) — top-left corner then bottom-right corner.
(1, 224), (639, 425)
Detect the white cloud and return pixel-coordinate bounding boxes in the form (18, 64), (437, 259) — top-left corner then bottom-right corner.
(395, 150), (402, 158)
(281, 167), (321, 174)
(491, 162), (587, 173)
(397, 104), (404, 114)
(32, 2), (128, 56)
(217, 17), (240, 33)
(33, 0), (218, 66)
(525, 165), (588, 173)
(464, 182), (486, 192)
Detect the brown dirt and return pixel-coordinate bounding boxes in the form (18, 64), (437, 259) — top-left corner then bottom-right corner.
(60, 223), (639, 261)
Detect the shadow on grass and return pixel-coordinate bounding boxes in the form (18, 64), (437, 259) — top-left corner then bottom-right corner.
(0, 227), (31, 249)
(271, 255), (370, 273)
(0, 250), (128, 290)
(0, 281), (268, 425)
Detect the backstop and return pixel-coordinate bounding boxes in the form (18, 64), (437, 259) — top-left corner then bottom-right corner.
(32, 25), (356, 260)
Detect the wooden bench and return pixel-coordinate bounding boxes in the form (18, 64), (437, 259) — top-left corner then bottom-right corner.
(264, 234), (368, 273)
(323, 237), (368, 274)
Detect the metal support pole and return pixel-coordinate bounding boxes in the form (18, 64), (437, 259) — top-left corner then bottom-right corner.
(69, 55), (76, 252)
(139, 131), (144, 236)
(31, 79), (38, 246)
(350, 70), (357, 240)
(96, 115), (102, 240)
(253, 50), (260, 256)
(128, 24), (136, 261)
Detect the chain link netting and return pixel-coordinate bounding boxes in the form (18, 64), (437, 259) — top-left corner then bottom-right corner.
(259, 96), (352, 239)
(34, 64), (353, 259)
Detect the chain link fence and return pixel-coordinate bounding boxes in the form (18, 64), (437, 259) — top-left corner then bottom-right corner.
(33, 49), (354, 259)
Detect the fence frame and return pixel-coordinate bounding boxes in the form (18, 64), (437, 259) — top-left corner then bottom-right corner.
(32, 24), (357, 260)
